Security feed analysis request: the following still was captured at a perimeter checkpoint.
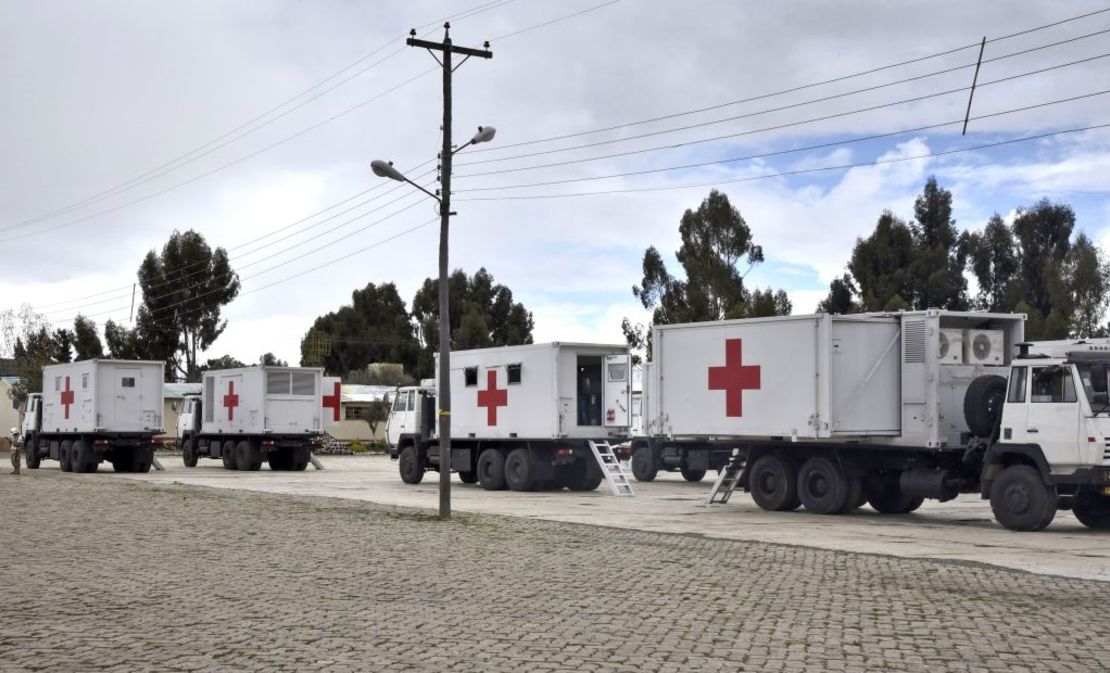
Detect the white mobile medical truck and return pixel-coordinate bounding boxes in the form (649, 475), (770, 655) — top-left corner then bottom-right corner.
(386, 343), (633, 491)
(631, 310), (1110, 531)
(176, 366), (323, 471)
(21, 360), (165, 473)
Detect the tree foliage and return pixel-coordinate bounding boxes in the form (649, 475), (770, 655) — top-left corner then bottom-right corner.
(203, 355), (247, 371)
(259, 352), (288, 367)
(135, 230), (240, 381)
(73, 315), (104, 361)
(0, 305), (53, 404)
(411, 268), (534, 377)
(624, 190), (790, 359)
(301, 282), (421, 378)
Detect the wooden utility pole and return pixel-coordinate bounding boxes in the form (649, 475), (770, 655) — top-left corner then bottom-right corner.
(407, 24), (492, 519)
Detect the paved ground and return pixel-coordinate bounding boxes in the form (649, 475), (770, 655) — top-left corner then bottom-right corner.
(104, 454), (1110, 582)
(2, 468), (1109, 673)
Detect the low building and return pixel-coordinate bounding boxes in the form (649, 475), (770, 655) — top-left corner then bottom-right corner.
(0, 376), (20, 437)
(327, 384), (394, 443)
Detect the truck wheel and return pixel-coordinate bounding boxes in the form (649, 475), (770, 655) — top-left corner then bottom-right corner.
(398, 446), (424, 485)
(59, 440), (73, 472)
(964, 375), (1008, 438)
(221, 441), (237, 470)
(1072, 491), (1110, 529)
(71, 439), (94, 474)
(182, 440), (198, 468)
(631, 446), (658, 482)
(504, 448), (534, 491)
(236, 441), (261, 471)
(797, 456), (850, 515)
(990, 465), (1057, 531)
(458, 470), (478, 484)
(476, 450), (506, 490)
(836, 477), (864, 514)
(563, 459), (603, 492)
(131, 447), (153, 474)
(268, 449), (288, 471)
(26, 436), (41, 469)
(866, 476), (923, 514)
(290, 448), (309, 472)
(748, 455), (800, 511)
(680, 468), (706, 483)
(111, 455), (131, 473)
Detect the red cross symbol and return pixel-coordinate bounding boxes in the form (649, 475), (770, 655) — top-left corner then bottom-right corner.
(60, 376), (75, 420)
(223, 382), (240, 421)
(476, 370), (508, 426)
(708, 338), (761, 417)
(322, 381), (341, 422)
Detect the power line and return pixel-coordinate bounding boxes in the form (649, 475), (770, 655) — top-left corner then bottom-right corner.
(454, 122), (1110, 201)
(463, 8), (1110, 157)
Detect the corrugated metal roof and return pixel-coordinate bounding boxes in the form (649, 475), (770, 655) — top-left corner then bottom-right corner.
(341, 384), (393, 404)
(164, 383), (203, 398)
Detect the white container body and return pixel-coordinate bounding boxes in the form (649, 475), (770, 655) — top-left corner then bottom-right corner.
(321, 376), (343, 430)
(200, 366), (323, 436)
(648, 310), (1025, 448)
(40, 360), (164, 434)
(437, 342), (632, 441)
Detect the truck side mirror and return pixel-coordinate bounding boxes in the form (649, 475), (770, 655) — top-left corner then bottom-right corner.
(1091, 364), (1108, 394)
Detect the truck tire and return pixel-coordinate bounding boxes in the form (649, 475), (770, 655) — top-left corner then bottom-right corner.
(748, 454), (800, 511)
(398, 446), (424, 485)
(221, 441), (237, 470)
(990, 465), (1057, 531)
(268, 448), (289, 471)
(458, 470), (478, 484)
(26, 435), (41, 469)
(182, 439), (198, 468)
(71, 439), (94, 474)
(59, 440), (73, 472)
(797, 456), (850, 515)
(1072, 491), (1110, 529)
(477, 450), (506, 490)
(631, 446), (658, 482)
(290, 448), (309, 472)
(680, 468), (707, 482)
(504, 448), (534, 492)
(111, 455), (131, 473)
(836, 477), (864, 514)
(964, 375), (1008, 438)
(866, 476), (924, 514)
(236, 440), (262, 471)
(563, 459), (603, 492)
(131, 447), (153, 474)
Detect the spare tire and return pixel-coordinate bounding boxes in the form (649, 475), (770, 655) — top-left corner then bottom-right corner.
(964, 375), (1008, 438)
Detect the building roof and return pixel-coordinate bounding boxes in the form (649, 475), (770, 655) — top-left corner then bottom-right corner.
(341, 384), (393, 404)
(0, 376), (19, 387)
(164, 383), (203, 399)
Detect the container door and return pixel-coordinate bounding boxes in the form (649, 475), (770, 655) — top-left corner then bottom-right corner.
(219, 374), (244, 432)
(603, 354), (631, 427)
(114, 368), (142, 429)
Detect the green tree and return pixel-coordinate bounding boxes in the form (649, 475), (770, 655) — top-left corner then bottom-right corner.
(51, 328), (74, 363)
(104, 319), (143, 360)
(1012, 198), (1075, 320)
(847, 211), (917, 311)
(411, 268), (534, 377)
(259, 352), (288, 367)
(203, 355), (246, 371)
(136, 230), (240, 381)
(965, 214), (1019, 311)
(908, 177), (968, 310)
(625, 190), (789, 358)
(73, 315), (105, 361)
(301, 282), (421, 378)
(817, 274), (860, 314)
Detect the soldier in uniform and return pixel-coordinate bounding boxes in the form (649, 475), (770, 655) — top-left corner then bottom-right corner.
(9, 427), (20, 475)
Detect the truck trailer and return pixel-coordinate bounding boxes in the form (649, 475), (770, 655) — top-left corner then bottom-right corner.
(387, 342), (633, 491)
(21, 360), (165, 473)
(176, 366), (323, 471)
(632, 310), (1110, 531)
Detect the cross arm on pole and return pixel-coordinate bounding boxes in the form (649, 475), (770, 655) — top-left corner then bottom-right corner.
(406, 36), (493, 59)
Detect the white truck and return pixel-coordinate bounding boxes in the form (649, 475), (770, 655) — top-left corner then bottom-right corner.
(630, 310), (1110, 531)
(21, 360), (165, 473)
(176, 366), (323, 471)
(386, 342), (633, 491)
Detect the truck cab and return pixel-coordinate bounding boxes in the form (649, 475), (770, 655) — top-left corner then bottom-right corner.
(20, 393), (43, 468)
(385, 385), (435, 458)
(176, 394), (201, 442)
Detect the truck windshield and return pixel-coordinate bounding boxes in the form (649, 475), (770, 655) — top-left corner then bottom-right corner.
(1073, 362), (1110, 415)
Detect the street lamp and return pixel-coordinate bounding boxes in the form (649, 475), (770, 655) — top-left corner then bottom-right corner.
(372, 124), (495, 520)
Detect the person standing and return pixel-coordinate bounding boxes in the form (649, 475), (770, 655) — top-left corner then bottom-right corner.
(9, 428), (21, 475)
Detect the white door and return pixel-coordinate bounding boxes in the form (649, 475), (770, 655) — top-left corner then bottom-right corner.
(114, 368), (142, 429)
(386, 390), (407, 447)
(603, 354), (631, 427)
(220, 375), (244, 432)
(1009, 364), (1081, 465)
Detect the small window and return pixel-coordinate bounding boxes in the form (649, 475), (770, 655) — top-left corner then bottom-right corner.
(507, 363), (522, 385)
(291, 371), (315, 396)
(394, 392), (408, 412)
(54, 377), (61, 392)
(267, 371), (291, 395)
(82, 373), (89, 389)
(121, 377), (136, 388)
(1007, 367), (1027, 403)
(1031, 366), (1077, 403)
(608, 363), (628, 382)
(464, 367), (478, 387)
(346, 406), (369, 421)
(407, 391), (416, 411)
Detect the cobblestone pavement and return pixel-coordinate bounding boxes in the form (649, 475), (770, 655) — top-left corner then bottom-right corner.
(2, 471), (1109, 673)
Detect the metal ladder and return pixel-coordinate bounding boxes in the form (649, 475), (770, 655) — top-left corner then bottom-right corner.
(588, 441), (635, 496)
(706, 449), (745, 504)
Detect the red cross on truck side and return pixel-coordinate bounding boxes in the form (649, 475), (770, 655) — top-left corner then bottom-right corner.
(322, 381), (341, 422)
(708, 338), (761, 417)
(60, 376), (75, 420)
(223, 381), (240, 421)
(476, 370), (508, 426)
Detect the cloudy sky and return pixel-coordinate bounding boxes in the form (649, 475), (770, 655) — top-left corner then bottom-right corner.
(2, 0), (1108, 366)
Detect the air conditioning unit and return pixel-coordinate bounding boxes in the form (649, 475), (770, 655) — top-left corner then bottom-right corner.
(938, 328), (965, 364)
(965, 329), (1004, 365)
